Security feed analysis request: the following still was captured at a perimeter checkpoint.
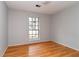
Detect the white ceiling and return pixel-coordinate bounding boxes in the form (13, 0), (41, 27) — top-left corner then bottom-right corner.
(6, 1), (77, 15)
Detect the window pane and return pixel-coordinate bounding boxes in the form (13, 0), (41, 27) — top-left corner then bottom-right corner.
(33, 18), (36, 21)
(29, 26), (32, 30)
(32, 31), (38, 34)
(36, 18), (38, 21)
(33, 21), (36, 25)
(29, 17), (32, 21)
(36, 26), (38, 29)
(36, 31), (38, 34)
(32, 35), (35, 37)
(32, 35), (38, 40)
(32, 26), (36, 30)
(35, 35), (38, 38)
(32, 31), (36, 34)
(29, 22), (33, 25)
(29, 31), (33, 34)
(36, 22), (38, 25)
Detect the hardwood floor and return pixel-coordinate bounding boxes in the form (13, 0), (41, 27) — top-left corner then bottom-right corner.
(4, 41), (79, 57)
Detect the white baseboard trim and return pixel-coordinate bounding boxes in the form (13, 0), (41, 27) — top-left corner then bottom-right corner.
(51, 40), (79, 51)
(8, 40), (51, 47)
(1, 47), (8, 57)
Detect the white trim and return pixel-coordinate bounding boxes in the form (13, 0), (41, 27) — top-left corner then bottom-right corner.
(51, 40), (79, 51)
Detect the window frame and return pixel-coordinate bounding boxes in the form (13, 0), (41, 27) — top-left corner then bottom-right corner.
(28, 17), (40, 40)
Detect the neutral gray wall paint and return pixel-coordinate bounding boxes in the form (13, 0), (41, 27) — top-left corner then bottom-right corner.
(51, 3), (79, 51)
(0, 2), (8, 56)
(8, 9), (51, 46)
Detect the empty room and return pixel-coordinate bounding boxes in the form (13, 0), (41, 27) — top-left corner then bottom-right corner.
(0, 1), (79, 57)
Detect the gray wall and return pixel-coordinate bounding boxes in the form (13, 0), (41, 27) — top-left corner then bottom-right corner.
(0, 2), (8, 56)
(7, 1), (79, 51)
(51, 3), (79, 51)
(8, 9), (51, 46)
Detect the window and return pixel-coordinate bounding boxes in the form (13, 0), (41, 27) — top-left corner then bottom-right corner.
(28, 17), (40, 40)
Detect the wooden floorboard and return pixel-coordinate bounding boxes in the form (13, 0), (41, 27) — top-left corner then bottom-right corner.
(4, 41), (79, 57)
